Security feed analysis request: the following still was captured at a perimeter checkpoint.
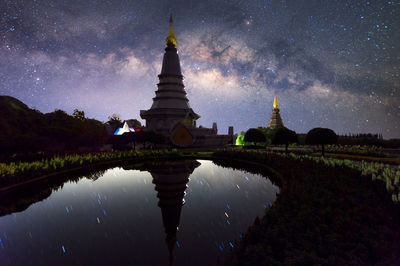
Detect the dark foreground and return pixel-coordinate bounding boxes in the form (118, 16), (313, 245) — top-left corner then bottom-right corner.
(214, 151), (400, 265)
(1, 150), (399, 265)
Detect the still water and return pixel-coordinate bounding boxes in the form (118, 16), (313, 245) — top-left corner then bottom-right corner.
(0, 160), (279, 265)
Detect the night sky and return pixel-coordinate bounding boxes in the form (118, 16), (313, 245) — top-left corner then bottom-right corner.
(1, 0), (399, 138)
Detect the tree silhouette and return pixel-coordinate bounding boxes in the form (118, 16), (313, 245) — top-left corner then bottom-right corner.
(244, 128), (266, 147)
(125, 119), (142, 128)
(306, 127), (338, 156)
(73, 109), (85, 120)
(272, 127), (298, 152)
(107, 113), (122, 131)
(108, 113), (121, 122)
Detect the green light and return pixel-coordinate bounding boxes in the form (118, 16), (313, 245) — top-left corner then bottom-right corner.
(236, 134), (245, 146)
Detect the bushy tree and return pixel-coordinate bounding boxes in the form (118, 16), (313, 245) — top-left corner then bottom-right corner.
(107, 113), (122, 130)
(306, 127), (338, 156)
(256, 127), (269, 144)
(272, 127), (298, 152)
(108, 113), (121, 122)
(244, 128), (266, 147)
(73, 109), (85, 120)
(125, 119), (142, 128)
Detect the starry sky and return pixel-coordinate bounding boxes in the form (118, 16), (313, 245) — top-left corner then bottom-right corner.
(1, 0), (399, 138)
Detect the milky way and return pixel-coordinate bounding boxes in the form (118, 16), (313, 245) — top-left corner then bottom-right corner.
(0, 0), (399, 138)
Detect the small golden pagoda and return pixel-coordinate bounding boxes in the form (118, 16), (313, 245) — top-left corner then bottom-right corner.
(267, 95), (284, 128)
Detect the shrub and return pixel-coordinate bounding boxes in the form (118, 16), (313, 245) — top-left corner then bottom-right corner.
(244, 128), (266, 147)
(306, 128), (338, 156)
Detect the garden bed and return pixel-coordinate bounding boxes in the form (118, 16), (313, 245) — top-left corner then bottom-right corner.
(212, 150), (400, 265)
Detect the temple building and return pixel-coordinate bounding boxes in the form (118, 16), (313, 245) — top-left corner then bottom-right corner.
(140, 16), (233, 147)
(267, 95), (284, 128)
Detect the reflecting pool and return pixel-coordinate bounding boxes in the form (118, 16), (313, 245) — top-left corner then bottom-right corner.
(0, 160), (279, 265)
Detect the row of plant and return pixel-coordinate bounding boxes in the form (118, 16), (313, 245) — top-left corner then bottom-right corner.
(0, 149), (182, 188)
(213, 150), (400, 265)
(281, 151), (400, 202)
(254, 144), (394, 158)
(265, 145), (314, 153)
(324, 144), (392, 157)
(216, 149), (400, 202)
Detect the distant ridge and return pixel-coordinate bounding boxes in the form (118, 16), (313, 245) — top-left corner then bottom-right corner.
(0, 95), (30, 111)
(0, 95), (105, 154)
(0, 95), (44, 138)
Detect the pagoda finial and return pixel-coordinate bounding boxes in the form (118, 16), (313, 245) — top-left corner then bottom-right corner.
(273, 95), (278, 109)
(166, 14), (177, 48)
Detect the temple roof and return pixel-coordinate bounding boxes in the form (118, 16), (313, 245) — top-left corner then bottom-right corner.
(166, 15), (177, 48)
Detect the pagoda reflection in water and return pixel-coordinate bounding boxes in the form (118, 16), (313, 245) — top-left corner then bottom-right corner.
(148, 160), (200, 265)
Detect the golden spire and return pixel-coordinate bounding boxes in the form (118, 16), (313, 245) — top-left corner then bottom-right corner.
(166, 14), (177, 48)
(273, 95), (278, 109)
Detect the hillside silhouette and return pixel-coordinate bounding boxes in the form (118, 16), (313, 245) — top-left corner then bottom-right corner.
(0, 96), (105, 156)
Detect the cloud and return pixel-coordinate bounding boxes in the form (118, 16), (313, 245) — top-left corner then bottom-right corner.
(180, 29), (256, 67)
(185, 68), (247, 99)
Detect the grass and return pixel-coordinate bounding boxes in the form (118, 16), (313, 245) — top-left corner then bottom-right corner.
(0, 149), (183, 188)
(319, 152), (400, 165)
